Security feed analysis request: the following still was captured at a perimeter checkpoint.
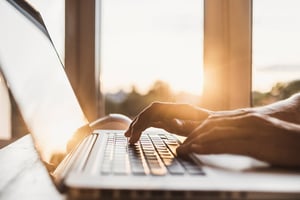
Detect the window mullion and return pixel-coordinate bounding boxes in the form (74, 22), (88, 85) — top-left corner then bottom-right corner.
(202, 0), (252, 110)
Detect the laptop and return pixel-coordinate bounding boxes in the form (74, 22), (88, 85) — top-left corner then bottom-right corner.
(1, 0), (300, 199)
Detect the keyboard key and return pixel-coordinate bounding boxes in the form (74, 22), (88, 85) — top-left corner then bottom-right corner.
(166, 162), (185, 175)
(100, 132), (204, 176)
(128, 142), (148, 175)
(178, 158), (205, 175)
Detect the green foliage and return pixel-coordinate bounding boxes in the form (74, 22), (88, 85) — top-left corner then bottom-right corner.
(105, 79), (300, 117)
(252, 79), (300, 106)
(104, 80), (200, 118)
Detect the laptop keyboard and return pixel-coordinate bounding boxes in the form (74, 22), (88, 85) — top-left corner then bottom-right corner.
(100, 132), (204, 176)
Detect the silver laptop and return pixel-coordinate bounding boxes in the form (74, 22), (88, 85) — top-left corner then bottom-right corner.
(1, 0), (300, 199)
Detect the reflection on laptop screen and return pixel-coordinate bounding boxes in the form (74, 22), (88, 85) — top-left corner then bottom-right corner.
(0, 1), (88, 163)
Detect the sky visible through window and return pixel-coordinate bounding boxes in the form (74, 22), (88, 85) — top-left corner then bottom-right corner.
(19, 0), (300, 96)
(101, 0), (204, 95)
(252, 0), (300, 92)
(101, 0), (300, 95)
(1, 0), (300, 139)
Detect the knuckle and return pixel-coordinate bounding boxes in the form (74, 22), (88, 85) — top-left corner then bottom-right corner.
(148, 101), (162, 111)
(246, 112), (265, 122)
(131, 120), (139, 130)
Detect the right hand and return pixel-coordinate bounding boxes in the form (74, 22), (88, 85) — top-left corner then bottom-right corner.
(176, 112), (300, 167)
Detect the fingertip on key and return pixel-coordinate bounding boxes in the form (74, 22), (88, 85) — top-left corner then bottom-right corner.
(124, 130), (130, 137)
(176, 144), (189, 156)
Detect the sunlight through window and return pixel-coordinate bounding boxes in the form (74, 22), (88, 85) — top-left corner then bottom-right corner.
(252, 0), (300, 105)
(101, 0), (204, 116)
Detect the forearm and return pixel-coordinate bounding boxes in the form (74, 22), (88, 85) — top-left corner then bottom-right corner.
(252, 93), (300, 124)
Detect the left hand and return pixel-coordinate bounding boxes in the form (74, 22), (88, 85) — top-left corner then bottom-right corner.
(124, 102), (211, 143)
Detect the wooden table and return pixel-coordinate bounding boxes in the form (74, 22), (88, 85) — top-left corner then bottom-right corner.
(0, 135), (65, 200)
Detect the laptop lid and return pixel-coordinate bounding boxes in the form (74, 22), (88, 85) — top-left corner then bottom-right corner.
(0, 0), (90, 167)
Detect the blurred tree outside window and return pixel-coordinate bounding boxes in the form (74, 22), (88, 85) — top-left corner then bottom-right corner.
(101, 0), (204, 118)
(252, 0), (300, 106)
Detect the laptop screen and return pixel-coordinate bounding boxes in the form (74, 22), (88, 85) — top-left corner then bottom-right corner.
(0, 1), (88, 164)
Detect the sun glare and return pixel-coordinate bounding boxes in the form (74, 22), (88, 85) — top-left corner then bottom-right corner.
(101, 0), (204, 97)
(34, 108), (88, 162)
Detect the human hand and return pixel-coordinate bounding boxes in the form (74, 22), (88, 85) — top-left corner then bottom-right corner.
(177, 112), (300, 167)
(124, 102), (211, 143)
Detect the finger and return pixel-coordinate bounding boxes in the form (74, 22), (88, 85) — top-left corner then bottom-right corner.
(128, 118), (198, 143)
(145, 101), (208, 122)
(183, 113), (264, 144)
(183, 113), (285, 149)
(150, 119), (184, 135)
(186, 139), (298, 167)
(124, 117), (137, 137)
(127, 118), (182, 143)
(178, 125), (254, 155)
(187, 128), (300, 167)
(183, 118), (227, 144)
(192, 127), (251, 144)
(153, 119), (200, 136)
(126, 102), (210, 142)
(178, 135), (255, 157)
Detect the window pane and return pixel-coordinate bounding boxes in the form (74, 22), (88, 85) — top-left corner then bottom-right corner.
(101, 0), (204, 117)
(252, 0), (300, 106)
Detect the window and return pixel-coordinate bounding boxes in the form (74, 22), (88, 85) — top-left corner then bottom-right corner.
(64, 0), (253, 120)
(1, 0), (254, 141)
(101, 0), (204, 117)
(252, 0), (300, 106)
(201, 0), (252, 110)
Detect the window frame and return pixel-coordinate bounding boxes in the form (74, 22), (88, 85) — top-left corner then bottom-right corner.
(65, 0), (102, 122)
(202, 0), (252, 110)
(64, 0), (253, 118)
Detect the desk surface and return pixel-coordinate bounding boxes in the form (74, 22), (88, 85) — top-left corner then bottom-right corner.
(0, 135), (65, 200)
